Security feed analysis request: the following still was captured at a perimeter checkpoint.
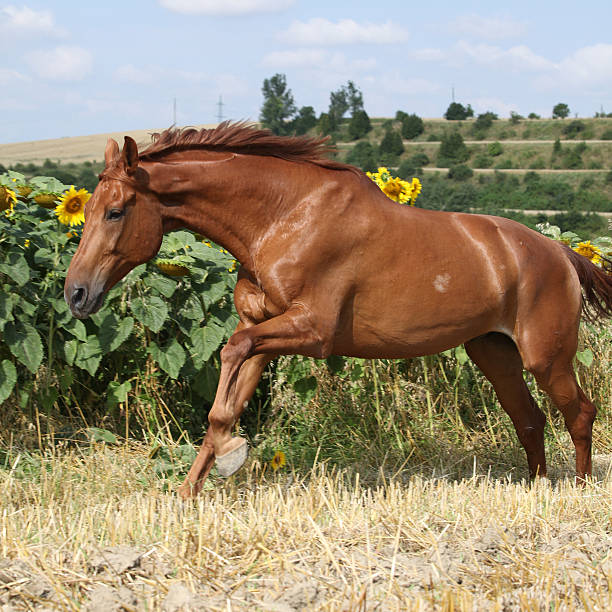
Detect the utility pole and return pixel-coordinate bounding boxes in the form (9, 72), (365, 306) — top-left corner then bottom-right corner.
(216, 95), (225, 123)
(451, 85), (455, 103)
(173, 97), (176, 126)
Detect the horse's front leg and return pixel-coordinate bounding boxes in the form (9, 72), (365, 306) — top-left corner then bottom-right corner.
(178, 352), (273, 499)
(179, 306), (331, 498)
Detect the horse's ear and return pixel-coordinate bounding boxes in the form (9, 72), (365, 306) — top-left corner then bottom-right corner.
(104, 139), (120, 167)
(121, 136), (139, 175)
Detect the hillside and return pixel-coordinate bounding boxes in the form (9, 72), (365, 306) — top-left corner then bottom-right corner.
(0, 124), (217, 166)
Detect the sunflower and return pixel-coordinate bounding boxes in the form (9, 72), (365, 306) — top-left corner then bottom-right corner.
(34, 192), (60, 209)
(155, 259), (190, 277)
(410, 177), (422, 204)
(270, 450), (286, 472)
(0, 186), (17, 213)
(381, 177), (412, 204)
(573, 241), (603, 265)
(55, 186), (90, 226)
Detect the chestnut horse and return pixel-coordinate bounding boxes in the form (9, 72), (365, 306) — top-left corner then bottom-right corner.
(64, 122), (612, 498)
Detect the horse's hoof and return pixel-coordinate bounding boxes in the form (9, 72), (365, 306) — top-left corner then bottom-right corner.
(216, 438), (248, 477)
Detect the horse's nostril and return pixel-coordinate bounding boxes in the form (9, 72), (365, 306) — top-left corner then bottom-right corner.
(71, 286), (86, 309)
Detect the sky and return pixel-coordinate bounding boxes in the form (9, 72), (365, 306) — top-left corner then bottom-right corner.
(1, 0), (612, 143)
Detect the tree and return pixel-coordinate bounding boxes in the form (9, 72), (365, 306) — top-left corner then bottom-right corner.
(348, 109), (371, 140)
(259, 73), (297, 135)
(317, 112), (332, 136)
(437, 132), (469, 167)
(328, 81), (365, 130)
(444, 102), (473, 120)
(378, 128), (404, 165)
(400, 114), (424, 139)
(346, 141), (378, 172)
(552, 103), (570, 119)
(528, 112), (541, 119)
(474, 111), (498, 131)
(293, 106), (317, 135)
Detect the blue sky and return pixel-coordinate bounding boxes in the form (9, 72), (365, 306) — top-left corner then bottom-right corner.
(1, 0), (611, 143)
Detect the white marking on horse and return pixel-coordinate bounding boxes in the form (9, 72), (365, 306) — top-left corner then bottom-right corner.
(434, 273), (451, 293)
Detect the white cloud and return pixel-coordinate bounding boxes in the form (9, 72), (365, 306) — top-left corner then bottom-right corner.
(559, 44), (612, 85)
(0, 5), (55, 34)
(455, 41), (554, 72)
(158, 0), (295, 15)
(26, 46), (93, 81)
(450, 14), (528, 41)
(279, 18), (408, 46)
(0, 68), (31, 84)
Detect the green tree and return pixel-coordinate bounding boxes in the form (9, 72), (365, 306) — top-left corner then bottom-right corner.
(444, 102), (474, 120)
(346, 81), (364, 115)
(317, 112), (333, 136)
(552, 103), (570, 119)
(401, 114), (424, 139)
(474, 111), (498, 131)
(348, 109), (372, 140)
(378, 129), (404, 165)
(437, 132), (469, 167)
(346, 141), (378, 172)
(260, 73), (297, 135)
(293, 106), (317, 135)
(328, 87), (349, 130)
(528, 112), (541, 119)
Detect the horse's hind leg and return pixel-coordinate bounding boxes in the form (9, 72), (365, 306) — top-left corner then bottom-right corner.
(465, 333), (547, 478)
(529, 360), (596, 480)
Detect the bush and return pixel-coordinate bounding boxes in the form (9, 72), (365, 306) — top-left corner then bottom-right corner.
(448, 164), (473, 181)
(473, 153), (492, 169)
(529, 158), (546, 169)
(528, 112), (541, 119)
(510, 111), (523, 124)
(346, 141), (378, 172)
(400, 114), (424, 139)
(378, 129), (404, 165)
(437, 132), (469, 167)
(487, 141), (503, 157)
(601, 129), (612, 140)
(348, 110), (372, 140)
(474, 112), (497, 131)
(552, 103), (570, 119)
(562, 120), (586, 138)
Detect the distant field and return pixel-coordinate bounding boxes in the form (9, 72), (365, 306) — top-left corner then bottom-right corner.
(0, 124), (217, 166)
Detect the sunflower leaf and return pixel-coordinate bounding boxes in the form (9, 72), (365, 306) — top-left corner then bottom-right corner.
(130, 296), (168, 333)
(75, 336), (103, 376)
(0, 359), (17, 404)
(189, 322), (225, 369)
(3, 321), (43, 374)
(148, 339), (186, 380)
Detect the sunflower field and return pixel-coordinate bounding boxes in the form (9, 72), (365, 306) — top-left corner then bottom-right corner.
(0, 171), (242, 440)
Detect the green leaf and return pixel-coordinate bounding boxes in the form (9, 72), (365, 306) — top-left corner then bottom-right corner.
(3, 321), (43, 374)
(147, 274), (178, 298)
(85, 427), (118, 444)
(64, 339), (78, 366)
(106, 380), (132, 407)
(293, 376), (317, 401)
(576, 349), (593, 367)
(326, 355), (346, 375)
(62, 317), (87, 342)
(75, 336), (103, 376)
(454, 346), (469, 365)
(0, 252), (30, 287)
(179, 294), (204, 321)
(0, 293), (15, 331)
(0, 360), (17, 404)
(98, 313), (134, 352)
(149, 339), (186, 379)
(192, 363), (219, 402)
(190, 323), (225, 369)
(131, 296), (168, 333)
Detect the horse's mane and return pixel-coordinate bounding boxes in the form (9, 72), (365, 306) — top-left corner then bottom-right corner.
(139, 121), (362, 175)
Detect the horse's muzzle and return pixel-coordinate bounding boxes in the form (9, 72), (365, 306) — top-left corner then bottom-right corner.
(65, 282), (105, 319)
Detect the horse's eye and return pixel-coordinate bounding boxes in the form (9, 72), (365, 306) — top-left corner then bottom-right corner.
(107, 208), (124, 221)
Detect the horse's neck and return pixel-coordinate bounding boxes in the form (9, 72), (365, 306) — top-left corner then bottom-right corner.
(145, 154), (291, 267)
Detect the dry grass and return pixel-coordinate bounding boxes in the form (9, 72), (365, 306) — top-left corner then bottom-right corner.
(1, 444), (611, 611)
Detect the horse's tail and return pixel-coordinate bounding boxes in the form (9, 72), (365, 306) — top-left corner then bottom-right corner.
(562, 244), (612, 322)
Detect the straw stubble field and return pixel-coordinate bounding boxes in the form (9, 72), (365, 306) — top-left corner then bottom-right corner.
(1, 444), (611, 611)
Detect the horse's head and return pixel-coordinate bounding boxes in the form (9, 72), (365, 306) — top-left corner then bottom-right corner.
(65, 137), (163, 318)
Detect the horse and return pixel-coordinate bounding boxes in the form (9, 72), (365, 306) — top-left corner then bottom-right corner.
(64, 121), (612, 498)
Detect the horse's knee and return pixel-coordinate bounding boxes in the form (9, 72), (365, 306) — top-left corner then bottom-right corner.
(220, 332), (254, 366)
